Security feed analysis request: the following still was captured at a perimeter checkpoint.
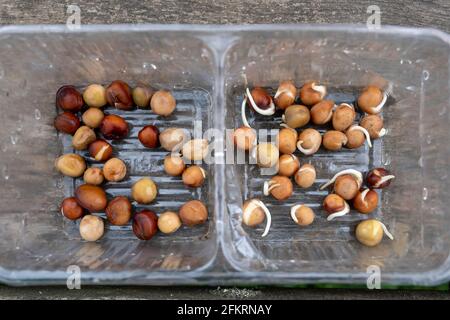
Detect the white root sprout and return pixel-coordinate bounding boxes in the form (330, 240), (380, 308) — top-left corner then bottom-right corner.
(360, 188), (370, 203)
(327, 201), (350, 221)
(379, 220), (394, 240)
(245, 88), (276, 116)
(199, 167), (206, 179)
(320, 169), (363, 190)
(241, 96), (251, 128)
(340, 103), (354, 110)
(274, 88), (295, 100)
(263, 180), (281, 196)
(297, 140), (320, 155)
(378, 128), (387, 137)
(348, 125), (373, 148)
(370, 82), (393, 114)
(243, 199), (272, 237)
(374, 175), (396, 188)
(290, 204), (304, 224)
(311, 83), (327, 99)
(297, 165), (315, 175)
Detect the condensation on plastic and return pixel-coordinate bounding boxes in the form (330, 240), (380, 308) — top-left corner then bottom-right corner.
(0, 24), (449, 286)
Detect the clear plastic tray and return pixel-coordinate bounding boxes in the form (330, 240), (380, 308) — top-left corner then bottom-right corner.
(0, 24), (449, 286)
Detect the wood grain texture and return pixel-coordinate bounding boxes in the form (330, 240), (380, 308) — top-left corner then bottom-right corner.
(1, 0), (449, 299)
(0, 0), (449, 33)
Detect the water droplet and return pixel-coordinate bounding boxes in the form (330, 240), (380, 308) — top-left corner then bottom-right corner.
(34, 108), (41, 120)
(418, 156), (423, 167)
(241, 66), (246, 71)
(405, 85), (416, 91)
(426, 135), (432, 144)
(95, 57), (100, 61)
(400, 59), (404, 64)
(10, 134), (18, 145)
(2, 166), (9, 180)
(201, 48), (209, 59)
(48, 64), (53, 69)
(150, 63), (157, 70)
(422, 70), (430, 80)
(422, 187), (428, 201)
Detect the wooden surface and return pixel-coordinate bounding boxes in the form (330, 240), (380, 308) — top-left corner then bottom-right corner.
(0, 0), (449, 299)
(0, 0), (449, 33)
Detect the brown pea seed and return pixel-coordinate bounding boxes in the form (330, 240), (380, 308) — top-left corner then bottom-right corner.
(334, 174), (359, 200)
(150, 90), (176, 116)
(106, 196), (132, 226)
(54, 112), (81, 135)
(60, 197), (84, 220)
(322, 130), (347, 151)
(293, 205), (315, 226)
(82, 108), (104, 128)
(299, 81), (326, 106)
(75, 184), (107, 212)
(138, 125), (160, 149)
(283, 105), (310, 129)
(55, 153), (86, 177)
(297, 128), (322, 155)
(345, 127), (365, 149)
(355, 219), (384, 247)
(353, 189), (379, 214)
(79, 215), (104, 242)
(83, 84), (107, 108)
(56, 85), (84, 112)
(100, 114), (129, 140)
(132, 85), (154, 108)
(182, 165), (206, 188)
(332, 103), (355, 131)
(233, 126), (256, 151)
(103, 158), (127, 182)
(265, 175), (293, 200)
(72, 126), (96, 150)
(294, 163), (316, 188)
(157, 211), (182, 234)
(277, 154), (300, 177)
(256, 143), (279, 168)
(131, 178), (157, 204)
(88, 139), (113, 162)
(179, 200), (208, 227)
(310, 100), (334, 125)
(360, 114), (384, 139)
(106, 80), (133, 111)
(277, 127), (298, 154)
(182, 139), (209, 161)
(159, 128), (188, 152)
(274, 80), (297, 110)
(357, 86), (383, 114)
(83, 167), (104, 185)
(164, 154), (186, 176)
(323, 194), (346, 214)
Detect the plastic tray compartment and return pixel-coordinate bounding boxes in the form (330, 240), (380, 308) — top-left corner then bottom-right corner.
(222, 28), (450, 285)
(0, 27), (219, 285)
(0, 25), (450, 286)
